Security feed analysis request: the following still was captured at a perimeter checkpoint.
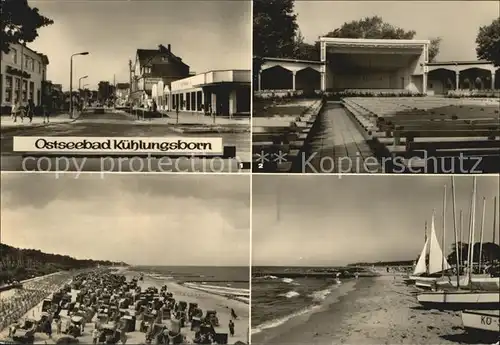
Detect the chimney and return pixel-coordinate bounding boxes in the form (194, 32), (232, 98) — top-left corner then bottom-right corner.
(167, 44), (171, 52)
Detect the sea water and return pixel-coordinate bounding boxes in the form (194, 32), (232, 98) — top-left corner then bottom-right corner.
(251, 274), (345, 334)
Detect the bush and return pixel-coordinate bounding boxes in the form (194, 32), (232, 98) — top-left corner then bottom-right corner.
(446, 89), (500, 98)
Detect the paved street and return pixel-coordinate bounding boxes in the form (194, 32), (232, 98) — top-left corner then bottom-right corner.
(1, 110), (250, 172)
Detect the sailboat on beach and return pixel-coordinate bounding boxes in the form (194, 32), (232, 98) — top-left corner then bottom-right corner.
(406, 213), (452, 289)
(417, 177), (500, 311)
(434, 196), (499, 291)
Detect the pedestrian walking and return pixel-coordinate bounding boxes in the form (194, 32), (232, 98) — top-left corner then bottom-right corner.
(27, 99), (34, 123)
(12, 101), (24, 123)
(10, 101), (17, 120)
(42, 102), (50, 123)
(229, 320), (235, 337)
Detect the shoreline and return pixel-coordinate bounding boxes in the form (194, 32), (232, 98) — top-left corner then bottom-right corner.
(252, 275), (494, 345)
(126, 270), (250, 344)
(251, 278), (360, 343)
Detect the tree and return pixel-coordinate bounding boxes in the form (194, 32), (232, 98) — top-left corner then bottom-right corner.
(293, 30), (320, 61)
(98, 81), (115, 102)
(447, 242), (500, 265)
(253, 0), (298, 58)
(1, 0), (54, 54)
(302, 16), (441, 62)
(324, 16), (416, 39)
(476, 18), (500, 66)
(0, 243), (127, 284)
(428, 37), (442, 62)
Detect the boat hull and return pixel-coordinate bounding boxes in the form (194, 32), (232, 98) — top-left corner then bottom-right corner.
(436, 276), (499, 291)
(413, 276), (438, 289)
(417, 291), (500, 311)
(462, 310), (500, 341)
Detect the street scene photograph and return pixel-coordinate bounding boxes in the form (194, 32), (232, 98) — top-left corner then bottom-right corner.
(1, 0), (251, 172)
(0, 173), (250, 344)
(252, 0), (500, 173)
(252, 174), (499, 344)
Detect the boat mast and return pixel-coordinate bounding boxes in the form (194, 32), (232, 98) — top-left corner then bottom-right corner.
(459, 210), (463, 272)
(466, 183), (474, 281)
(468, 176), (477, 288)
(491, 196), (498, 265)
(424, 220), (428, 274)
(451, 177), (460, 288)
(478, 197), (486, 273)
(493, 196), (498, 246)
(441, 184), (447, 277)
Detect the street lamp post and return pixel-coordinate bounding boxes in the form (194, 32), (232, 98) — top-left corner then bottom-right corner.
(78, 75), (88, 91)
(69, 52), (89, 118)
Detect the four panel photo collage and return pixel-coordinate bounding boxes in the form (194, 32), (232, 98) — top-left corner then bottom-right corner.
(0, 0), (499, 344)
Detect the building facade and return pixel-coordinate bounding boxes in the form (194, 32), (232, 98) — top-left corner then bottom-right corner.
(319, 37), (429, 93)
(169, 70), (251, 116)
(0, 43), (49, 107)
(257, 38), (499, 95)
(131, 44), (190, 106)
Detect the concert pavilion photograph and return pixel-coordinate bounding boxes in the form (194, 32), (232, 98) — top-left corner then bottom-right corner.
(252, 0), (500, 174)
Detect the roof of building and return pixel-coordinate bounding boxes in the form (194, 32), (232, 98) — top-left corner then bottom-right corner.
(427, 60), (494, 66)
(258, 57), (323, 65)
(136, 45), (188, 68)
(319, 37), (431, 45)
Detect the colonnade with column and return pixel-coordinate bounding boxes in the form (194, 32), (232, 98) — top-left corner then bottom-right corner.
(256, 59), (323, 91)
(453, 70), (497, 90)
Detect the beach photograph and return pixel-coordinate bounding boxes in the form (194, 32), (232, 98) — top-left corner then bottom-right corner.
(252, 174), (499, 344)
(0, 173), (250, 344)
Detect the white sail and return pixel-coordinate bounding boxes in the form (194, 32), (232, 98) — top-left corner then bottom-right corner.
(413, 238), (429, 275)
(428, 215), (451, 274)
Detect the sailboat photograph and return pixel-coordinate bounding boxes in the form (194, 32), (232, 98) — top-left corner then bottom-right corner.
(252, 174), (499, 345)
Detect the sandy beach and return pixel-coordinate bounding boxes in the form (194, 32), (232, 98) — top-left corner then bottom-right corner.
(133, 271), (250, 344)
(252, 274), (495, 345)
(0, 268), (249, 344)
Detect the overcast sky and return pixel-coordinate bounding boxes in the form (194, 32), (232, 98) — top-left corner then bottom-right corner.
(27, 0), (251, 90)
(1, 173), (250, 266)
(295, 1), (499, 61)
(253, 175), (499, 266)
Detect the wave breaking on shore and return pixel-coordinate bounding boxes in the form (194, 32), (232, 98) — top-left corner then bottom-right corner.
(252, 276), (344, 335)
